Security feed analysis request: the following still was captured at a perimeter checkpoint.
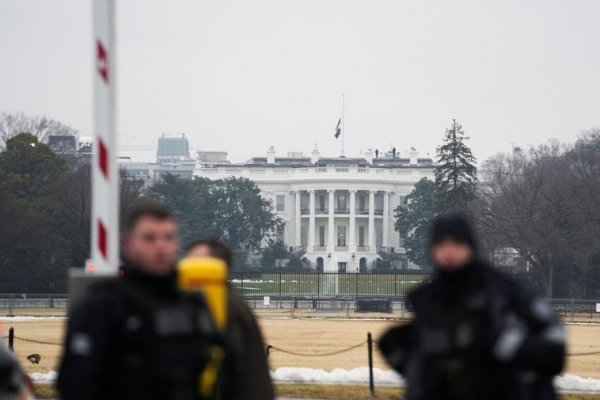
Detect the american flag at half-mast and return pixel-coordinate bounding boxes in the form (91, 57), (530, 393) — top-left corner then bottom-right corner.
(334, 117), (342, 139)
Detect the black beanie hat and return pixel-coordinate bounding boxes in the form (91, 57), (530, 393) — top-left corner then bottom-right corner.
(429, 213), (477, 250)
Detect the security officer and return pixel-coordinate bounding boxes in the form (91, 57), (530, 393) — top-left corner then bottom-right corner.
(186, 239), (275, 400)
(58, 202), (218, 400)
(379, 213), (565, 400)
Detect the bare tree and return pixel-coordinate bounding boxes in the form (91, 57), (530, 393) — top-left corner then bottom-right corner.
(478, 134), (600, 298)
(0, 112), (78, 147)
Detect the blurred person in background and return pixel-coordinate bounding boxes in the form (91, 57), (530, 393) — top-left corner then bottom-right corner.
(58, 202), (218, 400)
(186, 239), (274, 400)
(379, 213), (565, 400)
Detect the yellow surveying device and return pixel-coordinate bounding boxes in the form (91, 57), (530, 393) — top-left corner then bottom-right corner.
(177, 256), (229, 398)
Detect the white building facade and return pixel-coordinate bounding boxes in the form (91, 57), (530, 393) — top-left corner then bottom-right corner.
(195, 147), (435, 272)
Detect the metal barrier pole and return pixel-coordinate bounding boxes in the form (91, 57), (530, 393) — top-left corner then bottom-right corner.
(367, 332), (375, 397)
(8, 327), (14, 352)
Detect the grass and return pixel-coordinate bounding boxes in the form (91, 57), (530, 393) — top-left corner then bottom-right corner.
(33, 383), (600, 399)
(230, 272), (428, 297)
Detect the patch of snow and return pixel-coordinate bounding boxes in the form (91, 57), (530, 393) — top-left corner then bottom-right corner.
(30, 371), (57, 382)
(272, 367), (403, 385)
(0, 316), (66, 321)
(555, 374), (600, 392)
(272, 367), (600, 392)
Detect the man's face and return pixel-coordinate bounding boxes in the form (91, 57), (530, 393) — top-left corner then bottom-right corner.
(123, 216), (179, 276)
(186, 244), (212, 259)
(431, 239), (474, 272)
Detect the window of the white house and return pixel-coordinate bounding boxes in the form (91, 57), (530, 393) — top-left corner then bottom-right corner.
(276, 194), (285, 212)
(337, 225), (347, 246)
(337, 195), (347, 211)
(359, 226), (365, 246)
(319, 226), (325, 247)
(318, 194), (326, 212)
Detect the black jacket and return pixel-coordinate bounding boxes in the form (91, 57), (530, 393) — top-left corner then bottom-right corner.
(220, 291), (274, 400)
(379, 260), (565, 400)
(57, 267), (218, 400)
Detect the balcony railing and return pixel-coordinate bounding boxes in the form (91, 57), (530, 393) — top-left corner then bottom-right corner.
(335, 208), (349, 214)
(375, 209), (384, 215)
(313, 246), (327, 252)
(315, 208), (328, 214)
(357, 246), (370, 252)
(301, 208), (310, 215)
(335, 246), (348, 251)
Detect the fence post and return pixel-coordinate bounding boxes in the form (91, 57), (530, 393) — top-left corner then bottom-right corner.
(367, 332), (375, 397)
(317, 272), (320, 299)
(8, 327), (14, 352)
(278, 271), (282, 308)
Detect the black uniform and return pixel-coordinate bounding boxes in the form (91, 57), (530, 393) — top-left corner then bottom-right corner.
(57, 266), (218, 400)
(220, 290), (275, 400)
(379, 216), (565, 400)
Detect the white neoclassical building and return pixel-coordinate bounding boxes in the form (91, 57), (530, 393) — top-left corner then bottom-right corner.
(195, 146), (435, 272)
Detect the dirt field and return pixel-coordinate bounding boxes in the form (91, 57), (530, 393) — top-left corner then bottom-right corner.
(2, 311), (600, 380)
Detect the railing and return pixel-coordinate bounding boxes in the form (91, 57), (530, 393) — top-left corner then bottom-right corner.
(335, 208), (349, 214)
(357, 246), (370, 252)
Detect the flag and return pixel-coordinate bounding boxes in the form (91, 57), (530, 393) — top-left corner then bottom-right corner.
(334, 118), (342, 139)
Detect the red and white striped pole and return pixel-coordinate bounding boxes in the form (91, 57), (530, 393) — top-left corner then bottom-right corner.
(91, 0), (119, 275)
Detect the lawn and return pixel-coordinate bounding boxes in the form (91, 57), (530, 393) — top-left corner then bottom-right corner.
(230, 272), (429, 298)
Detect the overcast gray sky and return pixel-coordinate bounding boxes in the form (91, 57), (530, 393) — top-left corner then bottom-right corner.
(1, 0), (599, 163)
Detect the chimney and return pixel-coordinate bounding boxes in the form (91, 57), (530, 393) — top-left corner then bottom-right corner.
(364, 149), (374, 164)
(311, 144), (320, 164)
(408, 147), (418, 165)
(267, 146), (276, 164)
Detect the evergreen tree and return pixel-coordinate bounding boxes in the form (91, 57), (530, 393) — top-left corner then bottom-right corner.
(394, 178), (438, 268)
(435, 119), (478, 213)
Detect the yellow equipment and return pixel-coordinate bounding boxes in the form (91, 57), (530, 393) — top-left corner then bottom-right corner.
(177, 256), (228, 330)
(177, 256), (229, 398)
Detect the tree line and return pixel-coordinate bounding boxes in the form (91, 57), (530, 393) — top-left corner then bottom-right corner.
(395, 120), (600, 298)
(0, 122), (281, 292)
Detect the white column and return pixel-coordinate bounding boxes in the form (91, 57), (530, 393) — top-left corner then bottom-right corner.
(368, 190), (376, 252)
(382, 191), (389, 248)
(349, 190), (356, 252)
(308, 190), (315, 251)
(295, 191), (301, 247)
(327, 189), (335, 252)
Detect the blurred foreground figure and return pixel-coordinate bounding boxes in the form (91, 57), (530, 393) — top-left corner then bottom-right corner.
(58, 203), (218, 400)
(186, 239), (275, 400)
(0, 340), (34, 400)
(379, 214), (565, 400)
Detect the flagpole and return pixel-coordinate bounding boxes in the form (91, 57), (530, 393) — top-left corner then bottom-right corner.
(341, 93), (345, 157)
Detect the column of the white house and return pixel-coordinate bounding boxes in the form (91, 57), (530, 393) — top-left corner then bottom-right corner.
(327, 189), (335, 252)
(308, 190), (315, 251)
(349, 190), (356, 252)
(382, 191), (389, 248)
(295, 190), (301, 248)
(368, 190), (376, 251)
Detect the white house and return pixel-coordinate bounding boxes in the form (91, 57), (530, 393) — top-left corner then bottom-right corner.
(195, 146), (435, 272)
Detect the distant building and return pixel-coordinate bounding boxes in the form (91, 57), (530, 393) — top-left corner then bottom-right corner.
(48, 135), (77, 154)
(195, 146), (434, 272)
(156, 133), (191, 164)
